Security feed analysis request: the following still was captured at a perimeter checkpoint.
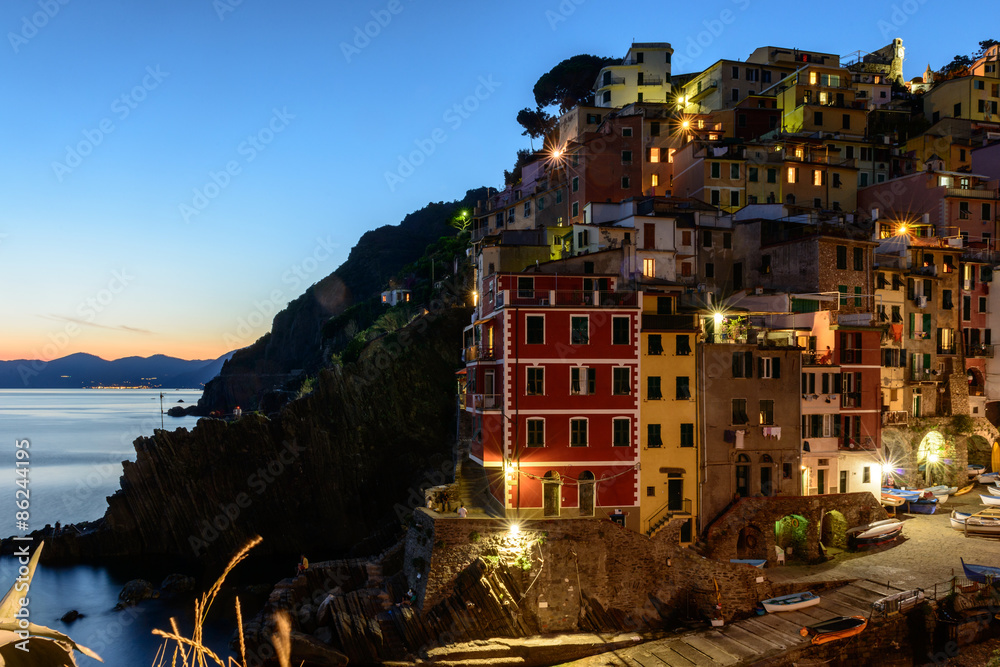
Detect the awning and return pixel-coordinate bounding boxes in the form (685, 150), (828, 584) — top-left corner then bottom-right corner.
(455, 369), (467, 375)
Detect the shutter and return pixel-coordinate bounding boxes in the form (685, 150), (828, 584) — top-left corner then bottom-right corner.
(834, 373), (842, 393)
(907, 278), (915, 300)
(773, 357), (781, 378)
(745, 352), (754, 377)
(899, 348), (907, 368)
(732, 352), (740, 377)
(833, 414), (841, 437)
(924, 353), (931, 369)
(909, 312), (915, 337)
(923, 313), (931, 334)
(822, 373), (830, 394)
(801, 373), (807, 394)
(924, 279), (933, 301)
(758, 357), (764, 378)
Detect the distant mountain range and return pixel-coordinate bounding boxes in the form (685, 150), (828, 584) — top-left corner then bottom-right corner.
(0, 351), (235, 389)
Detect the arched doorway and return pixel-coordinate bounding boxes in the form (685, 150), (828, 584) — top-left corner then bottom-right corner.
(542, 471), (561, 517)
(775, 514), (809, 561)
(916, 430), (946, 486)
(968, 368), (985, 398)
(760, 454), (774, 496)
(735, 454), (751, 497)
(736, 524), (767, 559)
(579, 471), (595, 516)
(821, 510), (847, 549)
(967, 435), (992, 470)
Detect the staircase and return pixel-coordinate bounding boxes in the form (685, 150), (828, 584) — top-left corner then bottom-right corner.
(454, 454), (504, 517)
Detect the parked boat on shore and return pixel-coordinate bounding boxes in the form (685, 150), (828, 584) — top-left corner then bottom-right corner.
(906, 497), (938, 514)
(955, 483), (976, 496)
(980, 494), (1000, 507)
(986, 485), (1000, 497)
(978, 472), (1000, 484)
(961, 558), (1000, 583)
(762, 591), (820, 613)
(880, 493), (906, 507)
(951, 510), (972, 530)
(872, 588), (925, 614)
(969, 464), (986, 479)
(846, 519), (903, 547)
(730, 559), (767, 569)
(799, 616), (868, 644)
(960, 508), (1000, 536)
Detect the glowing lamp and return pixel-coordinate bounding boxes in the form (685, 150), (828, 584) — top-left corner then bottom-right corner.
(509, 523), (521, 538)
(928, 451), (939, 463)
(713, 312), (724, 326)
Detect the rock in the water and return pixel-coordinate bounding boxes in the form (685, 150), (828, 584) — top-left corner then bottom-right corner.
(177, 399), (184, 403)
(117, 579), (156, 608)
(160, 574), (196, 597)
(61, 609), (83, 623)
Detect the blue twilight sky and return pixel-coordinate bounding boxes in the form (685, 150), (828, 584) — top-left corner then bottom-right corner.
(0, 0), (984, 360)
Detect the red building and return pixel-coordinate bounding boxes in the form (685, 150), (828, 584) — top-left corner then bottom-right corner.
(834, 325), (883, 454)
(960, 252), (994, 410)
(462, 272), (641, 528)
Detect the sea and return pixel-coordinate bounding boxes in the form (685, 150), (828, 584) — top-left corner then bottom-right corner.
(0, 389), (253, 665)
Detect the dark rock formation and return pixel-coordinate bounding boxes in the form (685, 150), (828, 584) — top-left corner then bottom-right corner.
(43, 306), (471, 568)
(117, 579), (156, 608)
(160, 574), (196, 597)
(60, 610), (83, 623)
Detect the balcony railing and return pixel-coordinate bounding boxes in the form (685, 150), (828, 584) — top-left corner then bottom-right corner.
(966, 344), (995, 358)
(463, 345), (496, 362)
(501, 289), (638, 308)
(910, 369), (936, 382)
(599, 76), (626, 87)
(840, 436), (877, 451)
(463, 393), (502, 411)
(945, 188), (999, 200)
(882, 410), (908, 426)
(638, 76), (664, 86)
(802, 352), (836, 366)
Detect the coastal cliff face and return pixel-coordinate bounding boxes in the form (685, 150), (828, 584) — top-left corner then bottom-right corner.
(46, 306), (471, 567)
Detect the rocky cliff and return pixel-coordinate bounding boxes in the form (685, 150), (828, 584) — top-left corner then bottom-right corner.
(45, 305), (471, 567)
(195, 189), (486, 414)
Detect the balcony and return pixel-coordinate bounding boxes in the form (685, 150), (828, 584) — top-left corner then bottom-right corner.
(945, 188), (999, 200)
(840, 436), (877, 451)
(802, 351), (836, 366)
(599, 76), (626, 88)
(910, 369), (936, 382)
(882, 410), (908, 426)
(966, 344), (995, 358)
(463, 393), (502, 411)
(463, 345), (496, 362)
(638, 76), (664, 86)
(501, 289), (638, 309)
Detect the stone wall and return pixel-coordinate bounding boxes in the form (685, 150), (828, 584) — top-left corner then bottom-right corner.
(703, 492), (888, 564)
(409, 509), (775, 628)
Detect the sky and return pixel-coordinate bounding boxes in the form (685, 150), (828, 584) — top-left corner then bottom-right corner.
(0, 0), (987, 362)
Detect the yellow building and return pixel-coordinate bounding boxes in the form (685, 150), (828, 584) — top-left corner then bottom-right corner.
(923, 76), (1000, 124)
(638, 291), (698, 541)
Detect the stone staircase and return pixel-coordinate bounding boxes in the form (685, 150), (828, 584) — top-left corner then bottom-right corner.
(455, 454), (504, 517)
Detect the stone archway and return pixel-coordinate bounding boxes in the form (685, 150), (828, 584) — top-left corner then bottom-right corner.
(967, 435), (992, 470)
(821, 510), (848, 550)
(775, 514), (810, 561)
(736, 524), (767, 560)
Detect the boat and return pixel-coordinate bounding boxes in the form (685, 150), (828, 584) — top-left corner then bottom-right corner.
(962, 508), (1000, 536)
(951, 510), (972, 530)
(880, 493), (906, 507)
(978, 472), (1000, 484)
(925, 485), (958, 495)
(730, 558), (767, 569)
(987, 485), (1000, 497)
(906, 497), (938, 514)
(969, 464), (986, 478)
(961, 558), (1000, 583)
(846, 519), (903, 547)
(881, 487), (921, 501)
(799, 616), (868, 645)
(955, 483), (976, 496)
(872, 588), (925, 614)
(761, 591), (820, 613)
(980, 494), (1000, 507)
(932, 494), (950, 506)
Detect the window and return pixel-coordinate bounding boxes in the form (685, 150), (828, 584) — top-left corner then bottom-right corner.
(651, 174), (659, 187)
(527, 367), (544, 395)
(732, 398), (749, 424)
(863, 466), (871, 484)
(842, 114), (850, 129)
(642, 257), (655, 277)
(981, 297), (988, 313)
(702, 230), (713, 247)
(622, 150), (632, 163)
(649, 147), (660, 163)
(518, 276), (534, 298)
(613, 418), (630, 447)
(767, 168), (777, 183)
(647, 424), (662, 448)
(732, 88), (740, 102)
(984, 203), (992, 221)
(954, 102), (961, 117)
(523, 201), (531, 217)
(836, 245), (847, 269)
(732, 351), (753, 378)
(942, 290), (953, 310)
(706, 262), (715, 278)
(647, 376), (662, 400)
(622, 127), (632, 137)
(527, 419), (544, 447)
(526, 315), (544, 344)
(676, 335), (691, 355)
(787, 167), (798, 183)
(711, 190), (720, 206)
(676, 376), (691, 400)
(555, 190), (563, 204)
(759, 399), (774, 425)
(749, 167), (758, 182)
(648, 334), (663, 355)
(732, 65), (740, 79)
(650, 121), (660, 136)
(657, 297), (673, 314)
(570, 367), (595, 395)
(854, 286), (862, 307)
(730, 190), (740, 207)
(759, 357), (781, 378)
(647, 486), (655, 497)
(730, 163), (739, 179)
(571, 316), (588, 344)
(814, 111), (823, 126)
(960, 201), (970, 219)
(613, 367), (630, 395)
(853, 247), (863, 271)
(680, 423), (694, 447)
(612, 317), (629, 345)
(570, 419), (588, 447)
(621, 176), (630, 189)
(839, 285), (848, 306)
(572, 176), (579, 192)
(723, 233), (732, 249)
(738, 113), (747, 128)
(711, 162), (721, 179)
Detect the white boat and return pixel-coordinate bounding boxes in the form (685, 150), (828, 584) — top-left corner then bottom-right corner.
(762, 591), (820, 613)
(934, 494), (950, 506)
(924, 485), (957, 495)
(966, 516), (1000, 536)
(987, 485), (1000, 497)
(969, 464), (987, 479)
(978, 472), (1000, 484)
(846, 519), (904, 546)
(980, 494), (1000, 507)
(872, 588), (925, 614)
(951, 510), (972, 530)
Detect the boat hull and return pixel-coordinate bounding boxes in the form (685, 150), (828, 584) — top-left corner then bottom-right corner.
(961, 558), (1000, 583)
(762, 591), (820, 613)
(951, 511), (972, 530)
(987, 485), (1000, 497)
(980, 494), (1000, 507)
(880, 494), (906, 507)
(978, 473), (1000, 484)
(800, 616), (868, 645)
(872, 589), (925, 614)
(907, 500), (937, 514)
(955, 483), (976, 496)
(850, 525), (902, 547)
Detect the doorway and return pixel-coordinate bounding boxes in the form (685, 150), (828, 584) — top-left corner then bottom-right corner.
(579, 471), (595, 516)
(543, 471), (560, 517)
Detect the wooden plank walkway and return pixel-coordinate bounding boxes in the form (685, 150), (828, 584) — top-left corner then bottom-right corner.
(562, 580), (892, 666)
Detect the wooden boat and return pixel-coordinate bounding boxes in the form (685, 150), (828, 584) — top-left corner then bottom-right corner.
(961, 558), (1000, 583)
(986, 485), (1000, 497)
(978, 472), (1000, 484)
(762, 591), (820, 613)
(846, 519), (903, 547)
(968, 464), (986, 478)
(906, 497), (938, 514)
(925, 485), (958, 495)
(933, 494), (950, 506)
(980, 494), (1000, 507)
(882, 487), (921, 502)
(951, 510), (972, 530)
(872, 588), (925, 614)
(799, 616), (868, 644)
(954, 483), (976, 496)
(963, 508), (1000, 536)
(729, 558), (767, 569)
(880, 492), (906, 507)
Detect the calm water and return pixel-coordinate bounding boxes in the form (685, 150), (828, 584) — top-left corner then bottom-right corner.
(0, 389), (244, 665)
